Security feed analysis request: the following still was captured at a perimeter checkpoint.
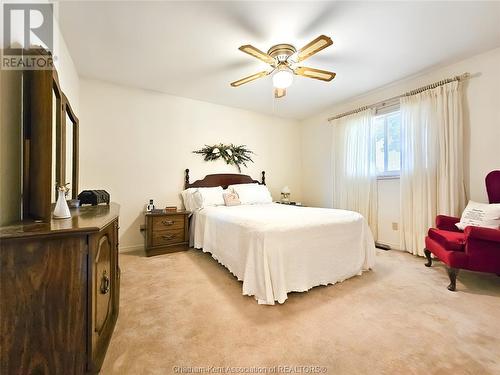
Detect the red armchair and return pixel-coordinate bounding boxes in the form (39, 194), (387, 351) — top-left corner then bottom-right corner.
(424, 170), (500, 291)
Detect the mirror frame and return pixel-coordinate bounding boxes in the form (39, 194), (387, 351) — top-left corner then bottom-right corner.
(53, 70), (63, 202)
(61, 94), (79, 199)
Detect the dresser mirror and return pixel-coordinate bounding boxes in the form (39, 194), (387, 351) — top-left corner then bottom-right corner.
(20, 48), (80, 221)
(51, 73), (79, 203)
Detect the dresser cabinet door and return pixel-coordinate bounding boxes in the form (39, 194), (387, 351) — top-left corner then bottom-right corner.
(0, 236), (88, 374)
(88, 220), (119, 373)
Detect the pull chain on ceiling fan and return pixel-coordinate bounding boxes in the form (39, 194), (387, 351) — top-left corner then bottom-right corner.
(230, 35), (336, 98)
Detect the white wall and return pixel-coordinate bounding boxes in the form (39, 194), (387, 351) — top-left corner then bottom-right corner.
(376, 179), (400, 248)
(301, 47), (500, 246)
(79, 79), (302, 251)
(52, 19), (80, 113)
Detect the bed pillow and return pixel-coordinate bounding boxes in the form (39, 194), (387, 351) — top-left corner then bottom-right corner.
(230, 184), (272, 205)
(181, 188), (203, 211)
(194, 186), (225, 207)
(455, 200), (500, 230)
(223, 192), (241, 206)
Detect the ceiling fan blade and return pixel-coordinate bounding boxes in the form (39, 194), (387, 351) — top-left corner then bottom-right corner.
(274, 88), (286, 98)
(296, 35), (333, 62)
(294, 66), (336, 82)
(230, 71), (269, 87)
(239, 45), (275, 65)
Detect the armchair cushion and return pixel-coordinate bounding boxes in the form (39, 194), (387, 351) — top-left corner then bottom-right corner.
(428, 228), (466, 251)
(436, 215), (462, 232)
(463, 226), (500, 273)
(464, 226), (500, 243)
(425, 236), (468, 269)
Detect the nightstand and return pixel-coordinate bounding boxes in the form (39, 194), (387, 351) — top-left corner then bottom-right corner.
(144, 210), (189, 256)
(274, 201), (306, 207)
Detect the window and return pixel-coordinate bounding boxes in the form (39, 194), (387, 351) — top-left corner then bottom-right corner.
(374, 110), (401, 177)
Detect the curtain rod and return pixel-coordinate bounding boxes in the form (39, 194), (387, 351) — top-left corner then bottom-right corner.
(328, 72), (470, 122)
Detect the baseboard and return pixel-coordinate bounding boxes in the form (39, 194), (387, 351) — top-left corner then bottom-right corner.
(119, 244), (144, 253)
(375, 242), (391, 250)
(375, 241), (401, 251)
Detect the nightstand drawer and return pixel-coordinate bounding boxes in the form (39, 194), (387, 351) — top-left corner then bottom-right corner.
(152, 216), (185, 231)
(152, 229), (185, 247)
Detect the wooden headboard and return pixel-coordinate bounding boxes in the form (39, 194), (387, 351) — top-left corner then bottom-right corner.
(184, 169), (265, 189)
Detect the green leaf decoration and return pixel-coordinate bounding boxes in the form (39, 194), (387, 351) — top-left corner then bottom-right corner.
(193, 143), (255, 172)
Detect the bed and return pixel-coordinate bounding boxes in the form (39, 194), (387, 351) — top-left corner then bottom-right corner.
(184, 169), (376, 305)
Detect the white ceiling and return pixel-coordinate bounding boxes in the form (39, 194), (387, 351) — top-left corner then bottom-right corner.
(59, 1), (500, 120)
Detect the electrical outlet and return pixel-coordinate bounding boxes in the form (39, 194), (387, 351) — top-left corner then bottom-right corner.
(392, 222), (399, 231)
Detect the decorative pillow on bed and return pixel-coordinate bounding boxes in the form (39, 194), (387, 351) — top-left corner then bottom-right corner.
(230, 184), (272, 205)
(223, 192), (241, 206)
(194, 186), (225, 207)
(455, 200), (500, 230)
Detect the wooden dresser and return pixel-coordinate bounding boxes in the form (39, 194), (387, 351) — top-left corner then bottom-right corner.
(0, 203), (120, 374)
(144, 210), (189, 256)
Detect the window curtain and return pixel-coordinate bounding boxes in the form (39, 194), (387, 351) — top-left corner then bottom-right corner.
(332, 108), (378, 235)
(399, 81), (466, 256)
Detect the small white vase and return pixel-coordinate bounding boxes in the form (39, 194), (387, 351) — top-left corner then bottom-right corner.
(53, 190), (71, 219)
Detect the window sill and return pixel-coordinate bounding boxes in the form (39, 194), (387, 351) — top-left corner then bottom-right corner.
(377, 175), (400, 181)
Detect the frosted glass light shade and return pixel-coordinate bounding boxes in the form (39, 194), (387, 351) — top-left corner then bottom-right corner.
(273, 69), (293, 89)
(281, 186), (291, 194)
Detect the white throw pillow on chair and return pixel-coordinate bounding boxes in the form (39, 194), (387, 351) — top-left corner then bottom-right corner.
(455, 200), (500, 230)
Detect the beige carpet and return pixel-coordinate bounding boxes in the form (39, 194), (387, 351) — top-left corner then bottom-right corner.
(101, 249), (500, 375)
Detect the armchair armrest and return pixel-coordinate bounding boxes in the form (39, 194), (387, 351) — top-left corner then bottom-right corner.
(436, 215), (461, 232)
(464, 226), (500, 243)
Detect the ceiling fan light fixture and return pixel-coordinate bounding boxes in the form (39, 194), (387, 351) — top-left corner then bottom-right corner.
(231, 35), (335, 98)
(272, 67), (294, 89)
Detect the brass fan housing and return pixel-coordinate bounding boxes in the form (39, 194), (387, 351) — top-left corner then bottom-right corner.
(267, 44), (296, 62)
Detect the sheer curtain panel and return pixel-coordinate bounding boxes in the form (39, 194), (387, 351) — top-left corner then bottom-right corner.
(332, 109), (378, 235)
(399, 81), (466, 255)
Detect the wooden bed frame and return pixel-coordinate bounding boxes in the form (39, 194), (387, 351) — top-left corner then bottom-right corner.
(184, 169), (265, 189)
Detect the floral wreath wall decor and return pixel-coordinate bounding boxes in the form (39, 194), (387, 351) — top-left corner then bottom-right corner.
(193, 143), (255, 173)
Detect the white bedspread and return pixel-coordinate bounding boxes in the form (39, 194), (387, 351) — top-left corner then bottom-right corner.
(192, 203), (376, 305)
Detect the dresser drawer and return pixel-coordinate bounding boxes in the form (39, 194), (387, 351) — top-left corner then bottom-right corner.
(152, 215), (185, 231)
(152, 229), (185, 247)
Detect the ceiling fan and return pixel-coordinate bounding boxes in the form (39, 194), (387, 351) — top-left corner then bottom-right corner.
(230, 35), (336, 98)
